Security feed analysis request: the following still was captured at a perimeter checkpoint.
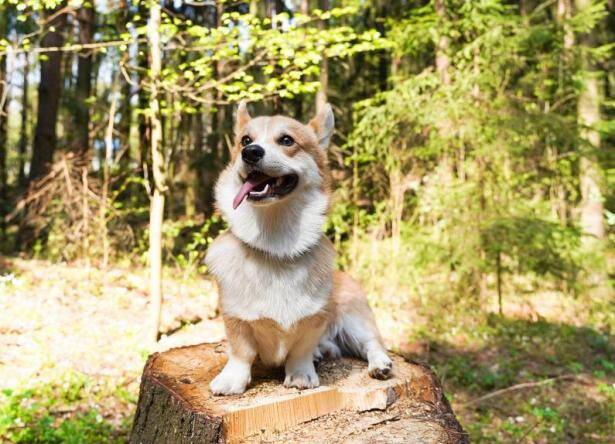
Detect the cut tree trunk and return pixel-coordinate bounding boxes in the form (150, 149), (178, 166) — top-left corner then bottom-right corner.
(130, 342), (467, 443)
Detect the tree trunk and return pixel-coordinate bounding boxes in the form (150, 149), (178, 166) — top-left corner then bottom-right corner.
(291, 0), (310, 120)
(185, 112), (202, 217)
(552, 0), (574, 224)
(434, 0), (451, 87)
(575, 0), (605, 239)
(376, 3), (389, 92)
(137, 1), (150, 170)
(0, 9), (8, 204)
(315, 0), (329, 113)
(30, 5), (67, 181)
(117, 0), (132, 168)
(148, 2), (166, 344)
(18, 54), (29, 188)
(74, 4), (95, 154)
(434, 0), (453, 181)
(130, 343), (468, 443)
(557, 0), (574, 54)
(101, 74), (119, 268)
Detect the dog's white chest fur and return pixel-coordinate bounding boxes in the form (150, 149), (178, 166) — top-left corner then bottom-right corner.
(206, 232), (334, 330)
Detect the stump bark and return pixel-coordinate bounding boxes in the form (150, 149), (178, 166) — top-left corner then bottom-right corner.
(130, 342), (467, 443)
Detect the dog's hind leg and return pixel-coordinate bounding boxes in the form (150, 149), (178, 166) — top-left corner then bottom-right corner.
(331, 271), (393, 379)
(316, 336), (342, 360)
(335, 312), (393, 379)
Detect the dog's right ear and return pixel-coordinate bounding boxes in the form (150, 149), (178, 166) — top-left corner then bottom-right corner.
(235, 100), (251, 134)
(309, 103), (335, 149)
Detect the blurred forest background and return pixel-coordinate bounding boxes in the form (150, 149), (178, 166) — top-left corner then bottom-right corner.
(0, 0), (613, 442)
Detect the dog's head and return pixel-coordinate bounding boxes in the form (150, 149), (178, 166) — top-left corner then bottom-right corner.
(215, 102), (335, 258)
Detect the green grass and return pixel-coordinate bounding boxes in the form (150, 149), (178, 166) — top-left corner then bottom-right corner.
(0, 374), (132, 443)
(424, 315), (614, 443)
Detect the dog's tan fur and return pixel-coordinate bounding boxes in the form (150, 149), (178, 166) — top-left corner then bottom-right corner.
(206, 102), (392, 395)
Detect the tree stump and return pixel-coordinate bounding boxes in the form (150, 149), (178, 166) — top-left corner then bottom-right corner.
(130, 342), (467, 443)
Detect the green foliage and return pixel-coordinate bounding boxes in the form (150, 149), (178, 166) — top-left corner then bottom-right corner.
(481, 216), (581, 285)
(337, 0), (608, 305)
(140, 5), (389, 107)
(164, 214), (225, 272)
(0, 374), (128, 444)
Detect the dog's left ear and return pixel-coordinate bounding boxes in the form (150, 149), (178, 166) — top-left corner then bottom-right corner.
(309, 103), (335, 149)
(235, 100), (251, 134)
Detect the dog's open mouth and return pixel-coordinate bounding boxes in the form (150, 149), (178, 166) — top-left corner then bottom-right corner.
(233, 171), (299, 209)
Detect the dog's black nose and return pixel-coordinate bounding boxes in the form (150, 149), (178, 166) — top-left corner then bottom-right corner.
(241, 145), (265, 164)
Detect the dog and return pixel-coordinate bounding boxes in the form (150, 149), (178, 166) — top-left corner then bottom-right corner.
(206, 102), (392, 395)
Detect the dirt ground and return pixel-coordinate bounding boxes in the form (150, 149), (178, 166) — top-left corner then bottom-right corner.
(0, 257), (227, 437)
(0, 258), (225, 387)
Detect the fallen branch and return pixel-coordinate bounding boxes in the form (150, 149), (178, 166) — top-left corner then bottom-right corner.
(462, 374), (588, 407)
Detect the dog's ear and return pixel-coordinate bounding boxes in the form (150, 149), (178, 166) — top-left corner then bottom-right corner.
(235, 100), (251, 134)
(309, 103), (335, 149)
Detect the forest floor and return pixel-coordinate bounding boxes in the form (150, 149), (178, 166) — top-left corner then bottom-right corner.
(0, 257), (613, 443)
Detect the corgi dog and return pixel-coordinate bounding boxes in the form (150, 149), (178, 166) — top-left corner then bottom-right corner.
(206, 102), (392, 395)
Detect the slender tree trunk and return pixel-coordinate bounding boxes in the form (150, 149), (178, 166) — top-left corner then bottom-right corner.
(118, 55), (132, 167)
(0, 9), (8, 204)
(185, 111), (202, 217)
(471, 44), (489, 299)
(148, 2), (166, 344)
(575, 0), (605, 239)
(434, 0), (451, 87)
(74, 4), (95, 154)
(290, 0), (310, 119)
(434, 0), (453, 181)
(315, 0), (329, 113)
(557, 0), (574, 54)
(101, 74), (119, 268)
(376, 4), (389, 92)
(137, 1), (150, 171)
(212, 1), (232, 168)
(30, 5), (67, 181)
(496, 252), (503, 316)
(117, 0), (132, 168)
(18, 54), (29, 188)
(552, 0), (574, 224)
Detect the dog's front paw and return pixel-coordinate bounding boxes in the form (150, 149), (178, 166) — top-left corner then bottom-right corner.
(210, 367), (250, 396)
(284, 363), (320, 390)
(368, 351), (393, 380)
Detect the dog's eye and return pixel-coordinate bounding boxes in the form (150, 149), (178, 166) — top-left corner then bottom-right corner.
(278, 135), (294, 146)
(241, 135), (252, 147)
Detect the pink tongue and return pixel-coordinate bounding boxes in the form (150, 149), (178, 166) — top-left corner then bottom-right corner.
(232, 173), (270, 209)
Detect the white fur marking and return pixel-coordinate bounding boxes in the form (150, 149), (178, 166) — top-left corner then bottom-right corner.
(209, 356), (252, 395)
(206, 235), (333, 329)
(284, 356), (320, 389)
